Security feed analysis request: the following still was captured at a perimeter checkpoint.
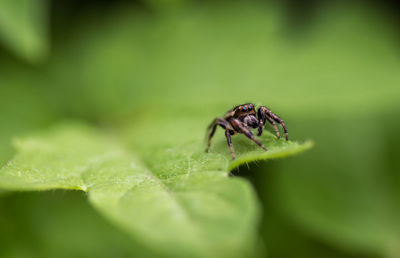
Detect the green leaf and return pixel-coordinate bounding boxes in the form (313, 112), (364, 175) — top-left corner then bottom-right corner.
(270, 113), (400, 257)
(0, 191), (155, 258)
(0, 121), (311, 258)
(0, 0), (49, 63)
(49, 2), (400, 122)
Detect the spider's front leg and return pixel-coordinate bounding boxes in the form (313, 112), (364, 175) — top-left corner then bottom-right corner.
(224, 129), (235, 160)
(206, 118), (229, 148)
(206, 117), (236, 159)
(231, 118), (267, 151)
(257, 106), (289, 141)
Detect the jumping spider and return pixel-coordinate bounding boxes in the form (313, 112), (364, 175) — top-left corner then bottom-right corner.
(206, 103), (288, 160)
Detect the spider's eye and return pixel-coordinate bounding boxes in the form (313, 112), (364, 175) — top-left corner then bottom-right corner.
(248, 106), (252, 110)
(242, 106), (247, 111)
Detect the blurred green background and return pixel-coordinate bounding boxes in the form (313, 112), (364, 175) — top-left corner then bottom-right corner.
(1, 0), (400, 257)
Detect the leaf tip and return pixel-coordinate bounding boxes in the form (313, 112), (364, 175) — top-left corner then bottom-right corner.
(228, 140), (314, 171)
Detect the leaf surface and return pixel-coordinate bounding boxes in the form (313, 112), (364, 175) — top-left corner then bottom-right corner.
(0, 121), (311, 258)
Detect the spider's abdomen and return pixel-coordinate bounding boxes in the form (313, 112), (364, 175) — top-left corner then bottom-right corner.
(243, 115), (259, 128)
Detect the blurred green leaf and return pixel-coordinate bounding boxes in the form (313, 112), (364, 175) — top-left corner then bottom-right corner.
(0, 191), (155, 258)
(0, 63), (57, 165)
(239, 160), (378, 258)
(0, 0), (49, 62)
(270, 113), (400, 258)
(46, 3), (400, 122)
(0, 122), (310, 258)
(0, 1), (399, 257)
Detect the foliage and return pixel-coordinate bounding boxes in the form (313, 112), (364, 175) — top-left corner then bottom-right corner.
(0, 1), (400, 258)
(0, 0), (49, 63)
(0, 121), (310, 258)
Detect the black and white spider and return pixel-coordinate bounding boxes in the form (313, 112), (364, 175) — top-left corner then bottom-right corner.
(206, 103), (288, 160)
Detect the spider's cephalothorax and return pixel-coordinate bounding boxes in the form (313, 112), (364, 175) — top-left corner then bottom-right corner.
(206, 103), (288, 160)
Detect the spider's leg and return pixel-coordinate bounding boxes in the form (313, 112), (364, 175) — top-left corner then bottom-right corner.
(206, 118), (229, 152)
(264, 116), (281, 139)
(224, 130), (235, 160)
(259, 106), (289, 141)
(256, 106), (265, 136)
(257, 120), (264, 137)
(231, 118), (267, 151)
(257, 107), (280, 138)
(269, 114), (288, 141)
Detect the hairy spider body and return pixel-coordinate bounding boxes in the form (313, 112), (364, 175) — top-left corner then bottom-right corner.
(206, 103), (288, 160)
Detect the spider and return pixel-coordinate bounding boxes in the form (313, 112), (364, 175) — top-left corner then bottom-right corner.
(206, 103), (288, 160)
